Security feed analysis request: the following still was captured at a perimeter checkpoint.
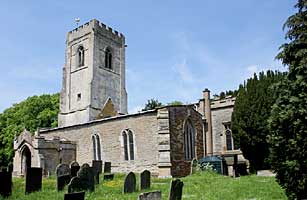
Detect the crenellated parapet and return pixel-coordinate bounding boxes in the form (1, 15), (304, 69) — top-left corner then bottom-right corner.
(211, 96), (236, 110)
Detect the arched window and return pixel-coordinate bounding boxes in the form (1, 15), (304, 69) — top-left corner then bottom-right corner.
(77, 46), (85, 67)
(226, 129), (233, 151)
(105, 47), (112, 69)
(184, 119), (195, 160)
(92, 134), (102, 160)
(122, 129), (135, 160)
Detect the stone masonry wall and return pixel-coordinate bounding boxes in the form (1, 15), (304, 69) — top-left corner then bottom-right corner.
(41, 111), (160, 175)
(168, 106), (204, 177)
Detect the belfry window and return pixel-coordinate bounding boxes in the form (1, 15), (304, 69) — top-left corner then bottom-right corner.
(122, 129), (134, 160)
(184, 119), (195, 160)
(105, 47), (112, 69)
(92, 134), (101, 160)
(77, 46), (85, 67)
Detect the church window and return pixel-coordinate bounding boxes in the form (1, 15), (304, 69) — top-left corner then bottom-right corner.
(77, 46), (85, 67)
(184, 119), (195, 160)
(92, 133), (102, 160)
(105, 47), (112, 69)
(226, 129), (233, 151)
(122, 129), (135, 160)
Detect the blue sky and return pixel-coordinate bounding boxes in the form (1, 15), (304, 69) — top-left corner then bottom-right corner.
(0, 0), (295, 113)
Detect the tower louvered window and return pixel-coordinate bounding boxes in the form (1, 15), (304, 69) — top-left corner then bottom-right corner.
(105, 47), (112, 69)
(77, 46), (85, 67)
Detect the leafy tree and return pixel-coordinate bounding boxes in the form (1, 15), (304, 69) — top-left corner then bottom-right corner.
(268, 1), (307, 199)
(142, 99), (163, 111)
(0, 93), (59, 166)
(231, 70), (286, 172)
(167, 101), (183, 106)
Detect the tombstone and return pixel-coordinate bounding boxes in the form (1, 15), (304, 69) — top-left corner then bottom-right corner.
(70, 161), (80, 178)
(77, 164), (95, 192)
(103, 173), (114, 181)
(56, 163), (71, 191)
(190, 159), (198, 175)
(25, 167), (42, 194)
(68, 177), (83, 193)
(168, 179), (183, 200)
(104, 162), (111, 173)
(0, 171), (12, 198)
(92, 160), (102, 174)
(138, 191), (162, 200)
(123, 172), (136, 193)
(140, 170), (151, 190)
(233, 154), (238, 178)
(64, 191), (85, 200)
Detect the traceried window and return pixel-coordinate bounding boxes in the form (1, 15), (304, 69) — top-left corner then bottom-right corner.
(92, 134), (101, 160)
(225, 128), (233, 151)
(77, 46), (85, 67)
(105, 47), (112, 69)
(184, 119), (195, 160)
(122, 129), (134, 161)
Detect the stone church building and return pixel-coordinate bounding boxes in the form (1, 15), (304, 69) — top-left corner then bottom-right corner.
(13, 19), (240, 177)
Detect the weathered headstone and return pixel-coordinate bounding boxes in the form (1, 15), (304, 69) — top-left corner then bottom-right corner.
(138, 191), (162, 200)
(25, 167), (42, 194)
(140, 170), (151, 190)
(92, 160), (102, 174)
(56, 163), (71, 191)
(190, 159), (198, 175)
(77, 164), (95, 192)
(0, 171), (12, 198)
(70, 161), (80, 178)
(123, 172), (136, 193)
(68, 177), (83, 193)
(233, 154), (238, 178)
(64, 191), (85, 200)
(168, 179), (183, 200)
(104, 162), (111, 173)
(103, 173), (114, 181)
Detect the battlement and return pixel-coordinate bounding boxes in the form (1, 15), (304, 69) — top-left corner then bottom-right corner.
(67, 19), (125, 43)
(211, 96), (236, 109)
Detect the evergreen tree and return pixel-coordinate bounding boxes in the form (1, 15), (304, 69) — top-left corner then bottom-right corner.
(268, 1), (307, 199)
(142, 99), (163, 111)
(0, 93), (59, 166)
(231, 71), (286, 172)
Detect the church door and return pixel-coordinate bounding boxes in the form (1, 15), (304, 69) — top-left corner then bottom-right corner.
(21, 146), (31, 175)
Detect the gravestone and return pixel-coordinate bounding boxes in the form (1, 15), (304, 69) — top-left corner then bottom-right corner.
(25, 167), (42, 194)
(68, 177), (83, 193)
(103, 173), (114, 181)
(64, 191), (85, 200)
(123, 172), (136, 193)
(77, 164), (95, 192)
(92, 160), (102, 174)
(138, 191), (162, 200)
(70, 161), (80, 178)
(233, 154), (238, 178)
(140, 170), (151, 190)
(168, 179), (183, 200)
(190, 159), (198, 175)
(104, 162), (111, 173)
(56, 164), (71, 191)
(0, 171), (12, 198)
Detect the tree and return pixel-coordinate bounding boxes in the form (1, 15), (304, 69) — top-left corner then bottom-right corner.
(231, 70), (286, 172)
(0, 93), (59, 166)
(167, 101), (183, 106)
(268, 1), (307, 199)
(142, 99), (163, 111)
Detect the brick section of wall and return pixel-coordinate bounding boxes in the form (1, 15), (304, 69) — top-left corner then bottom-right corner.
(40, 111), (160, 175)
(168, 106), (204, 177)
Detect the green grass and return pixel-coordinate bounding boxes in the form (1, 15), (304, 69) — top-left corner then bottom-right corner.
(0, 172), (287, 200)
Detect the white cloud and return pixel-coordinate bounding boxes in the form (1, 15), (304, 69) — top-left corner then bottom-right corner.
(172, 58), (195, 83)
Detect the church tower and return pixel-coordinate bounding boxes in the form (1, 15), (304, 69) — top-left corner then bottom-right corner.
(58, 19), (128, 127)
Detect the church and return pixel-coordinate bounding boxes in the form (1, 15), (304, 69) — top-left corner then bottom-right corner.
(12, 19), (242, 177)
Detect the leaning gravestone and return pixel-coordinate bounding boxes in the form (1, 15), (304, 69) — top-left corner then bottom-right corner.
(140, 170), (151, 190)
(68, 177), (83, 193)
(0, 171), (12, 198)
(70, 161), (80, 178)
(77, 164), (95, 192)
(56, 163), (71, 191)
(168, 179), (184, 200)
(190, 158), (198, 175)
(104, 162), (111, 173)
(64, 191), (85, 200)
(92, 160), (102, 184)
(25, 167), (42, 194)
(138, 191), (162, 200)
(123, 172), (136, 193)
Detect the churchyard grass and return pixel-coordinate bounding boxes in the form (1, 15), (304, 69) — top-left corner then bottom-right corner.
(0, 171), (286, 200)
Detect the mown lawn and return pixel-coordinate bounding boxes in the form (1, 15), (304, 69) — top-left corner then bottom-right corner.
(0, 172), (287, 200)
